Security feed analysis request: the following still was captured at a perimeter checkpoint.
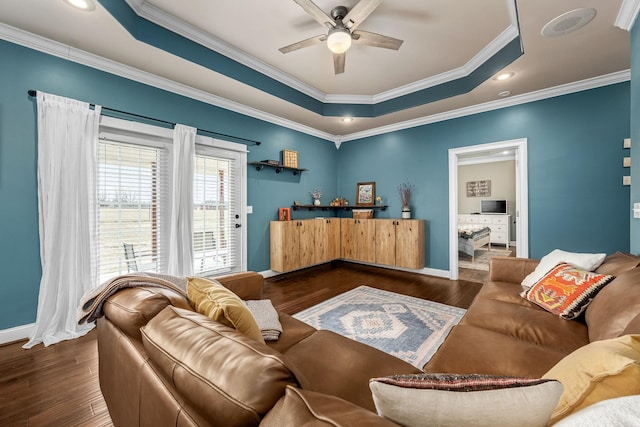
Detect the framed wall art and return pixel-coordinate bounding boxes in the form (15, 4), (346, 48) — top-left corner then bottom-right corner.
(356, 182), (375, 206)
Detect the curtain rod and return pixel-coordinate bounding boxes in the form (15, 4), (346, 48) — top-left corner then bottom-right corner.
(27, 90), (261, 146)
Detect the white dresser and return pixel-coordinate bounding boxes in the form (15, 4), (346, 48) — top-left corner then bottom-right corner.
(458, 214), (511, 246)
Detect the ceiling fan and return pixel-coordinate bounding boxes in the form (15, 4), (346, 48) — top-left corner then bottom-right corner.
(279, 0), (403, 74)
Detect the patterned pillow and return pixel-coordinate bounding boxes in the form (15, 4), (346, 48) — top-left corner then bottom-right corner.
(521, 263), (614, 319)
(369, 373), (563, 427)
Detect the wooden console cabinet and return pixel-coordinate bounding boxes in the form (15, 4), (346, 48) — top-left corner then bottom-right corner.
(374, 219), (425, 269)
(270, 218), (340, 272)
(340, 218), (376, 264)
(270, 218), (425, 273)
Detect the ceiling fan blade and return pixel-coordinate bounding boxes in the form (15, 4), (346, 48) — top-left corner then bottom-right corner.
(279, 35), (327, 54)
(343, 0), (383, 30)
(333, 52), (346, 74)
(294, 0), (335, 29)
(352, 30), (403, 50)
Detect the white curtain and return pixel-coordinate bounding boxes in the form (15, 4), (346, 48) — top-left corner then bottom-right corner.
(24, 92), (101, 348)
(166, 124), (196, 276)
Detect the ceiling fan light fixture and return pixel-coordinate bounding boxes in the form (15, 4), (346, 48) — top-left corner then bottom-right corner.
(327, 28), (352, 54)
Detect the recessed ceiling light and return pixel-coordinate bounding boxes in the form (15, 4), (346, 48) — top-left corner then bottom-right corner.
(542, 8), (596, 37)
(341, 117), (353, 123)
(498, 91), (511, 97)
(494, 72), (515, 81)
(63, 0), (96, 11)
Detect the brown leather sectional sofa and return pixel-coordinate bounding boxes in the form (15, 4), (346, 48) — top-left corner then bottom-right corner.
(425, 254), (640, 377)
(97, 254), (640, 426)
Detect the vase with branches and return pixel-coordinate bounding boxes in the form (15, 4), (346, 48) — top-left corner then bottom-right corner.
(310, 187), (323, 206)
(397, 180), (415, 218)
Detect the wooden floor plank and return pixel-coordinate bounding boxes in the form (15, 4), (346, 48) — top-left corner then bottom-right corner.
(0, 262), (482, 425)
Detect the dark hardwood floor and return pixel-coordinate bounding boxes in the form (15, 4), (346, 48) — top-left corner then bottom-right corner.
(0, 262), (482, 426)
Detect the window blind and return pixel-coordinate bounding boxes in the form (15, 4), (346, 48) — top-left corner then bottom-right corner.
(97, 139), (169, 281)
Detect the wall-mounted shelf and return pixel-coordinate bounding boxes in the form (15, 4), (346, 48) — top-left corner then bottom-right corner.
(292, 204), (388, 211)
(249, 161), (308, 175)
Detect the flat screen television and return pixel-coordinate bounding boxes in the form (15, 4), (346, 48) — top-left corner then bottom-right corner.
(480, 199), (507, 214)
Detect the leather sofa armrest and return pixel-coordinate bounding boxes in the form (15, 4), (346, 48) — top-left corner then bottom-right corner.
(489, 257), (539, 284)
(261, 386), (399, 426)
(215, 271), (264, 300)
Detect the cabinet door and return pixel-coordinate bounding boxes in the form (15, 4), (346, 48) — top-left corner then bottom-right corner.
(326, 218), (341, 261)
(270, 221), (300, 272)
(375, 219), (396, 266)
(298, 220), (315, 268)
(341, 218), (358, 260)
(357, 219), (376, 263)
(395, 219), (425, 269)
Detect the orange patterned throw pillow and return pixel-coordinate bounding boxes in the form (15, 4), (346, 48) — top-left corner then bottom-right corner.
(522, 263), (614, 320)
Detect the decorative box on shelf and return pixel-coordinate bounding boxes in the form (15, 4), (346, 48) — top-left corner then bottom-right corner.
(281, 149), (298, 168)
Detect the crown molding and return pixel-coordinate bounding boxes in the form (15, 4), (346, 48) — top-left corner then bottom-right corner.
(339, 70), (631, 143)
(128, 0), (520, 106)
(1, 22), (630, 148)
(0, 22), (336, 143)
(125, 0), (327, 102)
(615, 0), (640, 30)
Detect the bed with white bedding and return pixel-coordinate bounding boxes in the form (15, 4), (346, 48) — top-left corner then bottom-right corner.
(458, 225), (491, 262)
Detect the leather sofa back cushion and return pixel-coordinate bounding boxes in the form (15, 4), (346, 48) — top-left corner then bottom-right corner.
(585, 267), (640, 341)
(141, 306), (297, 427)
(103, 286), (192, 341)
(595, 252), (640, 276)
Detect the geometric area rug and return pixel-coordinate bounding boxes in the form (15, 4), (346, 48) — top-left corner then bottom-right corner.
(293, 286), (466, 369)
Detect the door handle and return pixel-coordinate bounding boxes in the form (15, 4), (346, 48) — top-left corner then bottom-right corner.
(235, 223), (242, 228)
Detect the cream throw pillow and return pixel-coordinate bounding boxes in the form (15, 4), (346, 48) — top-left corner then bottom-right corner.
(187, 276), (265, 344)
(521, 249), (606, 289)
(369, 373), (563, 427)
(542, 334), (640, 424)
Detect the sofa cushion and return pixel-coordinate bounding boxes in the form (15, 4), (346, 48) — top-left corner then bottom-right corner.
(282, 330), (422, 411)
(141, 306), (297, 427)
(521, 249), (606, 289)
(585, 267), (640, 341)
(103, 286), (193, 341)
(423, 324), (569, 378)
(369, 373), (563, 427)
(594, 251), (640, 276)
(521, 263), (613, 320)
(542, 334), (640, 424)
(187, 276), (264, 343)
(460, 298), (589, 353)
(261, 385), (397, 426)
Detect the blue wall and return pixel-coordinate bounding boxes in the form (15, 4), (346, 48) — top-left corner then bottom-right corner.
(337, 84), (631, 270)
(0, 40), (337, 330)
(0, 38), (632, 331)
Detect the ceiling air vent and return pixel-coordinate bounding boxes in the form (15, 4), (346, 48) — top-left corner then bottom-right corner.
(541, 8), (596, 37)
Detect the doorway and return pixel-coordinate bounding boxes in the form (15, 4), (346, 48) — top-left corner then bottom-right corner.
(448, 139), (529, 280)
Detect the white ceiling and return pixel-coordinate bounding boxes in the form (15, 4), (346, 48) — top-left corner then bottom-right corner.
(0, 0), (633, 141)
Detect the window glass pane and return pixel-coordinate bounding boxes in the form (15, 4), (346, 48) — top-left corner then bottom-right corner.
(193, 154), (235, 274)
(97, 140), (167, 281)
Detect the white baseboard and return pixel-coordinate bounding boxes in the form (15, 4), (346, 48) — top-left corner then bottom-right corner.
(0, 323), (34, 345)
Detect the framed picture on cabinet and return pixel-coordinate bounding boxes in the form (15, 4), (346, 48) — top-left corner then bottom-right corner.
(278, 207), (291, 221)
(356, 182), (375, 206)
